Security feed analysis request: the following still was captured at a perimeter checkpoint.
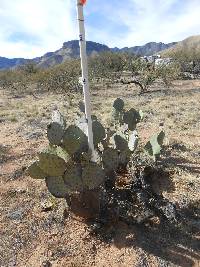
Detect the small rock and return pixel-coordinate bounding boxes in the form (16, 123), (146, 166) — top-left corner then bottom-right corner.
(41, 260), (52, 267)
(41, 200), (54, 212)
(26, 131), (43, 140)
(7, 209), (25, 221)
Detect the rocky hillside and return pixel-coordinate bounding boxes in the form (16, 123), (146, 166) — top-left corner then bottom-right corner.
(161, 35), (200, 57)
(0, 40), (177, 70)
(0, 57), (30, 70)
(112, 42), (177, 56)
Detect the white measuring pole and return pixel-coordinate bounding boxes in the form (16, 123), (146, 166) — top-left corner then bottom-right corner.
(76, 0), (95, 157)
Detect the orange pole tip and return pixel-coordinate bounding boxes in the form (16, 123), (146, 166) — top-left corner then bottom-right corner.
(80, 0), (87, 5)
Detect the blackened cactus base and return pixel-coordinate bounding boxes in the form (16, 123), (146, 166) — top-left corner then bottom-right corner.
(65, 167), (178, 225)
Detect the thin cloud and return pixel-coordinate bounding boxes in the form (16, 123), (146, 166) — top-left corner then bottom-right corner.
(0, 0), (76, 58)
(0, 0), (200, 58)
(86, 0), (200, 48)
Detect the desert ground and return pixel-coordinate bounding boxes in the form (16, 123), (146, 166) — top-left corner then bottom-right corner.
(0, 80), (200, 267)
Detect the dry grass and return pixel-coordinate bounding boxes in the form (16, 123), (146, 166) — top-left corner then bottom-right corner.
(0, 80), (200, 267)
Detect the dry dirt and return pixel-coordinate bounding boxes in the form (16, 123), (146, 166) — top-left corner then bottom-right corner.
(0, 80), (200, 267)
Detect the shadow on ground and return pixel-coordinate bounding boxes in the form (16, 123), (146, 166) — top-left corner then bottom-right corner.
(91, 200), (200, 267)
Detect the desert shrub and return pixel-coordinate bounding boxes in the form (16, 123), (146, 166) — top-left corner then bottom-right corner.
(33, 59), (82, 93)
(18, 62), (39, 75)
(0, 59), (82, 93)
(155, 63), (181, 87)
(88, 52), (130, 84)
(169, 48), (200, 74)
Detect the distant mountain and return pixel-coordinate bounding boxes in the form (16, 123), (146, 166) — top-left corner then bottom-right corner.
(0, 57), (30, 70)
(37, 40), (110, 68)
(161, 35), (200, 57)
(113, 42), (177, 56)
(0, 40), (177, 70)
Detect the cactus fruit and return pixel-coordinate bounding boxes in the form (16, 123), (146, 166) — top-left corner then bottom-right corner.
(38, 146), (69, 176)
(123, 108), (140, 130)
(62, 125), (88, 155)
(128, 130), (139, 152)
(92, 120), (106, 147)
(113, 98), (124, 111)
(144, 131), (165, 159)
(47, 122), (64, 145)
(82, 162), (105, 190)
(102, 147), (119, 171)
(45, 176), (70, 198)
(27, 161), (47, 179)
(63, 163), (83, 192)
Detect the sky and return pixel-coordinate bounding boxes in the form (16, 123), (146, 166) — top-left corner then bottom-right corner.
(0, 0), (200, 58)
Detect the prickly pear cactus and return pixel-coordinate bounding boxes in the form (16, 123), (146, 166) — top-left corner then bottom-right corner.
(82, 162), (105, 190)
(47, 122), (64, 146)
(123, 108), (140, 130)
(28, 99), (167, 224)
(118, 150), (131, 167)
(27, 161), (47, 179)
(77, 116), (106, 148)
(38, 146), (69, 176)
(92, 120), (106, 147)
(102, 147), (119, 172)
(112, 98), (125, 125)
(113, 133), (129, 151)
(113, 98), (124, 111)
(62, 125), (88, 155)
(144, 130), (165, 159)
(63, 162), (83, 192)
(45, 176), (70, 198)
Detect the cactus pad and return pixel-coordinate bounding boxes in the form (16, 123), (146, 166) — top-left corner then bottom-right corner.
(38, 146), (69, 176)
(113, 98), (124, 111)
(112, 109), (124, 124)
(157, 130), (165, 146)
(113, 133), (129, 151)
(62, 125), (88, 155)
(45, 176), (70, 198)
(102, 147), (119, 171)
(118, 150), (131, 167)
(144, 131), (165, 159)
(123, 108), (140, 130)
(82, 162), (105, 190)
(47, 122), (64, 145)
(63, 163), (83, 192)
(92, 120), (106, 147)
(27, 161), (47, 179)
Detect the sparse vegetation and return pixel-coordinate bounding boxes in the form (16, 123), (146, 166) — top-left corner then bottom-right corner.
(0, 52), (181, 95)
(0, 43), (200, 266)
